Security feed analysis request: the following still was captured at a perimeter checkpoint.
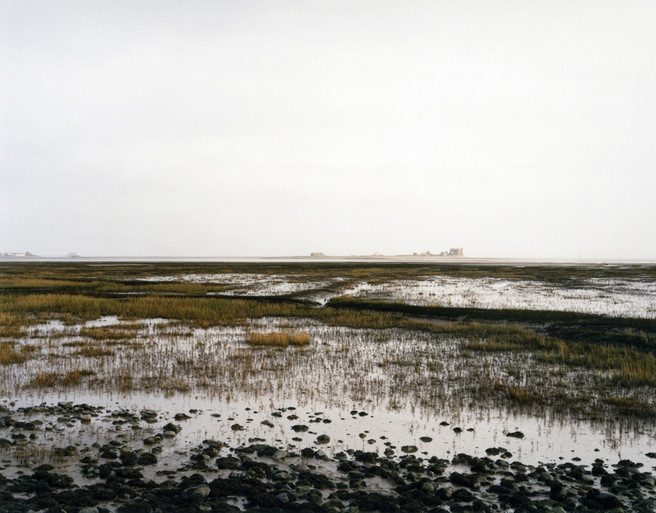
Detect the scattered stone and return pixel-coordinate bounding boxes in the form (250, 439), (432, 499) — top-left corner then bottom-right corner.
(183, 483), (211, 501)
(138, 452), (157, 465)
(506, 431), (525, 438)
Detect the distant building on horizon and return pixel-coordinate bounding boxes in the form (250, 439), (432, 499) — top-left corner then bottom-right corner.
(440, 247), (464, 257)
(310, 252), (325, 257)
(413, 248), (464, 257)
(0, 251), (36, 258)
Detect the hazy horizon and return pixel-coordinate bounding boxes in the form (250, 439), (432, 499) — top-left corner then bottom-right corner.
(2, 1), (655, 260)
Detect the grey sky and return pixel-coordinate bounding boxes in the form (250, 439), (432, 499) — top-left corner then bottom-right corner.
(1, 1), (655, 258)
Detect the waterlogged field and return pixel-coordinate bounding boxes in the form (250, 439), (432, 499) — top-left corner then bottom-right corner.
(1, 262), (656, 512)
(136, 266), (656, 318)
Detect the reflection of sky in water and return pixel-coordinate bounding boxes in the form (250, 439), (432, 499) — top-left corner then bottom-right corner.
(140, 273), (330, 296)
(346, 276), (656, 318)
(5, 317), (656, 468)
(138, 273), (656, 317)
(4, 389), (654, 472)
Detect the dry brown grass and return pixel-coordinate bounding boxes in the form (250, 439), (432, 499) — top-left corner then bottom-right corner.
(77, 342), (115, 357)
(26, 369), (96, 388)
(0, 342), (38, 364)
(246, 330), (311, 347)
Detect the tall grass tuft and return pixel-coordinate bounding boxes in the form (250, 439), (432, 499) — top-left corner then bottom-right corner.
(246, 330), (311, 347)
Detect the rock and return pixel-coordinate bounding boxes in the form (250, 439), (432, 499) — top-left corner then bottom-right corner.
(162, 422), (181, 433)
(137, 452), (157, 465)
(120, 451), (138, 466)
(273, 470), (290, 481)
(230, 423), (244, 431)
(183, 484), (211, 501)
(292, 424), (309, 432)
(450, 471), (478, 489)
(272, 450), (287, 460)
(420, 481), (435, 493)
(261, 420), (274, 428)
(174, 413), (191, 421)
(586, 490), (623, 509)
(401, 445), (418, 454)
(316, 434), (330, 444)
(550, 481), (568, 501)
(419, 436), (433, 443)
(506, 431), (525, 438)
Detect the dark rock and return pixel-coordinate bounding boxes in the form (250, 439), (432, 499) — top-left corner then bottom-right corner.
(137, 452), (157, 465)
(162, 422), (182, 433)
(120, 451), (138, 466)
(450, 471), (478, 489)
(117, 501), (153, 513)
(550, 481), (568, 501)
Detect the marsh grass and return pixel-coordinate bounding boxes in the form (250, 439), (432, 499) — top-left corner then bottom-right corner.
(26, 369), (96, 388)
(603, 396), (656, 417)
(492, 380), (538, 405)
(246, 330), (311, 347)
(77, 342), (115, 357)
(0, 293), (300, 327)
(0, 341), (38, 364)
(2, 262), (656, 422)
(0, 342), (28, 364)
(79, 326), (138, 340)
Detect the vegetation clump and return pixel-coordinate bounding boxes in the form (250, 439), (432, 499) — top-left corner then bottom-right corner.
(246, 330), (311, 347)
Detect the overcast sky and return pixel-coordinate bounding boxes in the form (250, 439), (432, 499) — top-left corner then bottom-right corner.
(1, 1), (655, 258)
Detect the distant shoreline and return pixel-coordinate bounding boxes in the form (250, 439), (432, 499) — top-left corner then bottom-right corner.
(2, 255), (655, 265)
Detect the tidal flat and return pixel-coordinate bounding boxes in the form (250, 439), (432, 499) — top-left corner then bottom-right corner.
(1, 262), (656, 512)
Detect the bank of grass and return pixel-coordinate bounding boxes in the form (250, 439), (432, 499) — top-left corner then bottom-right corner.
(0, 342), (29, 364)
(5, 292), (655, 386)
(603, 396), (656, 417)
(246, 330), (311, 347)
(0, 293), (300, 328)
(26, 369), (96, 388)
